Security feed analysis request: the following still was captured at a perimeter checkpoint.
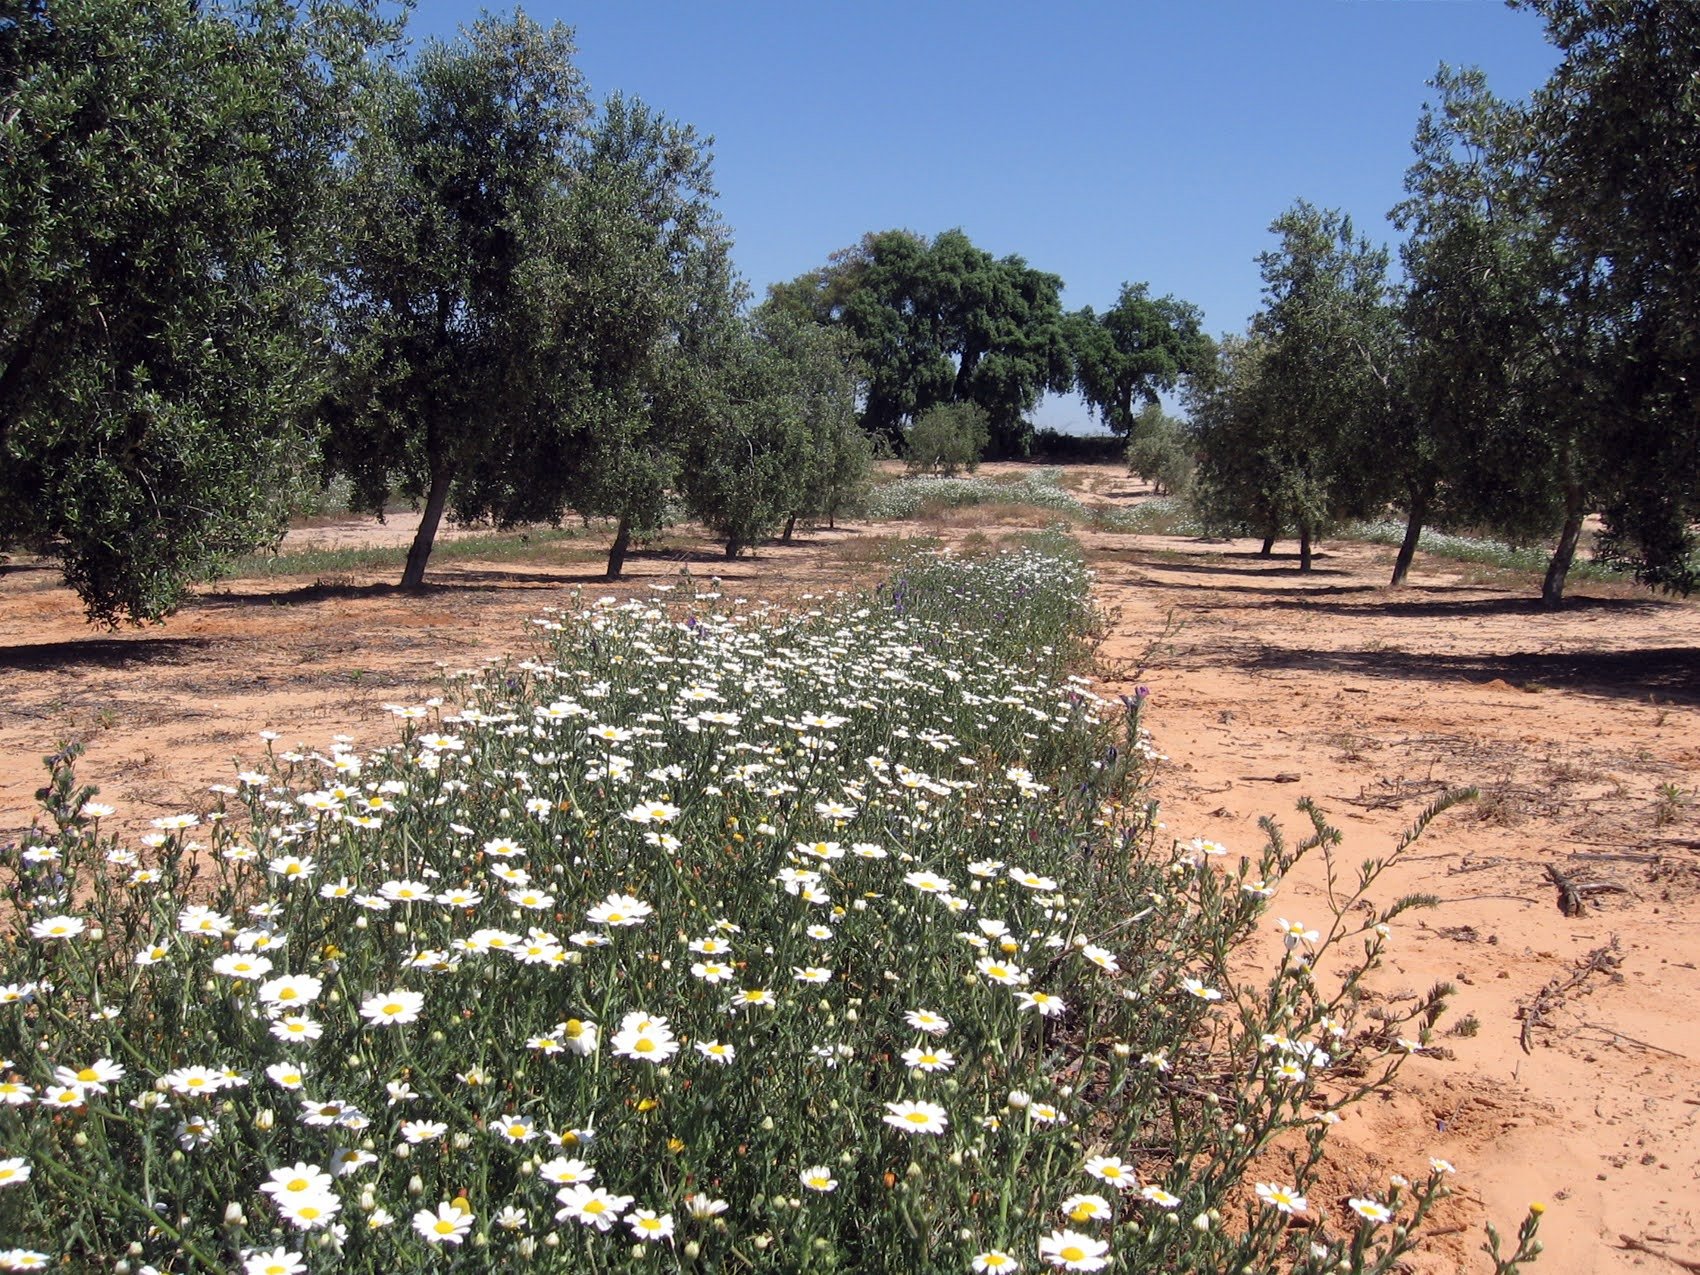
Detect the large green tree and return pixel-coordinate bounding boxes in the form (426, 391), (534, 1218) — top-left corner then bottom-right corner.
(1196, 203), (1399, 571)
(0, 0), (398, 624)
(1387, 66), (1556, 587)
(323, 13), (590, 589)
(548, 94), (726, 580)
(1068, 284), (1212, 437)
(1517, 0), (1700, 596)
(769, 228), (1074, 457)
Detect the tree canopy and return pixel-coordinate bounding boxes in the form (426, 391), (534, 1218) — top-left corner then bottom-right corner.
(0, 0), (399, 623)
(322, 13), (591, 589)
(1068, 284), (1212, 437)
(768, 228), (1074, 457)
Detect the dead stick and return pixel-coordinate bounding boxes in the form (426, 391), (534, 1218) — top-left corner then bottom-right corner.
(1520, 937), (1621, 1054)
(1581, 1022), (1690, 1060)
(1619, 1234), (1700, 1273)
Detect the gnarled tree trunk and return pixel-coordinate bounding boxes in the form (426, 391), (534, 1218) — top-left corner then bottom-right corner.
(1390, 481), (1432, 587)
(401, 465), (452, 591)
(605, 515), (631, 580)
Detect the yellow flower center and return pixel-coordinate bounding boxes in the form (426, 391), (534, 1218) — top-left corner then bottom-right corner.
(434, 1219), (456, 1235)
(77, 1067), (98, 1082)
(1061, 1246), (1085, 1262)
(287, 1178), (309, 1192)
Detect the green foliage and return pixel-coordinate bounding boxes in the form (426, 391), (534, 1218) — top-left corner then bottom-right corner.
(1517, 0), (1700, 595)
(679, 310), (857, 556)
(0, 546), (1536, 1272)
(1122, 402), (1195, 497)
(904, 402), (990, 476)
(322, 13), (591, 588)
(1069, 284), (1212, 437)
(0, 0), (400, 624)
(1385, 67), (1559, 586)
(1194, 204), (1399, 566)
(548, 94), (727, 577)
(769, 228), (1073, 457)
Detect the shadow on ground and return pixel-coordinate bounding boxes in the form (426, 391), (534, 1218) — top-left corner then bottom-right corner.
(1246, 643), (1700, 704)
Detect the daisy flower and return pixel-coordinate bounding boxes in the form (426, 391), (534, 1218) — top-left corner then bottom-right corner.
(1254, 1182), (1307, 1214)
(1038, 1229), (1111, 1271)
(554, 1184), (632, 1231)
(241, 1249), (306, 1275)
(883, 1099), (949, 1135)
(587, 892), (652, 927)
(611, 1012), (679, 1063)
(358, 989), (425, 1027)
(694, 1040), (736, 1064)
(27, 915), (85, 941)
(1083, 1155), (1137, 1191)
(905, 1009), (951, 1035)
(799, 1166), (838, 1192)
(258, 975), (323, 1009)
(1017, 990), (1067, 1017)
(413, 1201), (473, 1245)
(900, 1046), (955, 1073)
(627, 1209), (673, 1242)
(973, 1251), (1020, 1272)
(538, 1156), (594, 1185)
(1060, 1193), (1112, 1223)
(1349, 1197), (1392, 1223)
(0, 1158), (31, 1187)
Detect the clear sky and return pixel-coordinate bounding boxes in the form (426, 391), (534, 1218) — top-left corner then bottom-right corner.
(404, 0), (1559, 430)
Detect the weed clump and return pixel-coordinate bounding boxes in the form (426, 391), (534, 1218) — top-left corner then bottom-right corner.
(0, 547), (1538, 1272)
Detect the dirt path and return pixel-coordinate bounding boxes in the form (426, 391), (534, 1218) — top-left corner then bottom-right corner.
(3, 473), (1696, 1272)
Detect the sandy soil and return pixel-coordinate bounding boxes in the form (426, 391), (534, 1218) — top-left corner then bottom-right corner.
(2, 464), (1696, 1273)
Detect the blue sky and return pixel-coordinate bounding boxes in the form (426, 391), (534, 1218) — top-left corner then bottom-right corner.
(405, 1), (1559, 429)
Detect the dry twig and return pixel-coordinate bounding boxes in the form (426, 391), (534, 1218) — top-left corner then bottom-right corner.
(1518, 937), (1622, 1054)
(1618, 1234), (1700, 1273)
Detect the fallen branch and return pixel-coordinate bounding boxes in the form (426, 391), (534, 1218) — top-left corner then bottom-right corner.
(1618, 1234), (1700, 1273)
(1545, 863), (1586, 916)
(1580, 1022), (1689, 1059)
(1518, 937), (1622, 1054)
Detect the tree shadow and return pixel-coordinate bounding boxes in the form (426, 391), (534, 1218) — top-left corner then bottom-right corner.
(1266, 593), (1672, 620)
(1128, 556), (1358, 580)
(1246, 643), (1700, 704)
(0, 635), (215, 672)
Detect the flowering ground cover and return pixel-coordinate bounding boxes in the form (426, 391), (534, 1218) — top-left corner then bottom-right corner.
(0, 543), (1539, 1273)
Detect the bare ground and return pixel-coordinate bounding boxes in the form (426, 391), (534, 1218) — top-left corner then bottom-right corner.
(2, 464), (1696, 1273)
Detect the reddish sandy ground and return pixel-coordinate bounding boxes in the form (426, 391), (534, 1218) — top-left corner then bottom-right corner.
(2, 463), (1696, 1273)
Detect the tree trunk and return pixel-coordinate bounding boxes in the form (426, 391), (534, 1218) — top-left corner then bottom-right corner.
(400, 467), (452, 590)
(1259, 534), (1275, 557)
(781, 513), (796, 544)
(1390, 482), (1432, 587)
(1542, 486), (1585, 609)
(605, 515), (631, 580)
(724, 538), (741, 559)
(1299, 524), (1313, 573)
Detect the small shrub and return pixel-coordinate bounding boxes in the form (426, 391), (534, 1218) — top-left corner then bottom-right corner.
(904, 402), (990, 476)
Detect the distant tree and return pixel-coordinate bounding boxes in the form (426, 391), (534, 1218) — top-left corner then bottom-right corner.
(0, 0), (399, 624)
(323, 14), (590, 590)
(681, 309), (855, 558)
(1516, 0), (1700, 598)
(905, 402), (990, 477)
(1069, 284), (1212, 437)
(1196, 203), (1399, 570)
(1123, 402), (1195, 498)
(546, 94), (724, 580)
(1388, 66), (1553, 587)
(1189, 331), (1288, 551)
(768, 228), (1074, 456)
